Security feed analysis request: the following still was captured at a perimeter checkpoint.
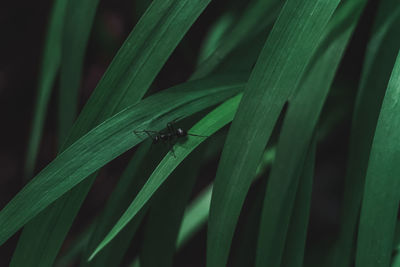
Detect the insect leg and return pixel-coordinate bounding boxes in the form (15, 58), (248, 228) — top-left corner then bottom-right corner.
(187, 133), (208, 138)
(143, 130), (158, 142)
(167, 136), (176, 158)
(133, 130), (143, 137)
(167, 122), (176, 135)
(134, 129), (157, 136)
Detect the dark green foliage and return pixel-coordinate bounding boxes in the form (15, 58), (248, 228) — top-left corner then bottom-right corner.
(2, 0), (400, 266)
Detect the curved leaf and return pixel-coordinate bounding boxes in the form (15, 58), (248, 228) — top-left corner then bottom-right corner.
(331, 2), (400, 266)
(176, 184), (213, 248)
(24, 0), (67, 179)
(81, 140), (153, 267)
(140, 147), (203, 267)
(255, 1), (367, 266)
(207, 1), (340, 266)
(355, 50), (400, 267)
(281, 137), (316, 267)
(11, 1), (101, 266)
(191, 0), (281, 79)
(10, 0), (213, 265)
(0, 75), (245, 246)
(57, 0), (100, 145)
(90, 92), (244, 259)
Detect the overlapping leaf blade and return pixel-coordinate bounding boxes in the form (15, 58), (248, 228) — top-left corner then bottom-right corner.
(24, 0), (68, 179)
(207, 1), (340, 266)
(8, 1), (213, 266)
(55, 224), (94, 267)
(329, 1), (400, 266)
(230, 177), (268, 267)
(81, 1), (280, 262)
(255, 1), (366, 266)
(11, 0), (400, 266)
(57, 0), (100, 145)
(81, 140), (153, 267)
(355, 50), (400, 267)
(0, 75), (244, 247)
(140, 148), (203, 267)
(127, 144), (278, 267)
(12, 1), (99, 265)
(326, 0), (400, 267)
(90, 92), (244, 259)
(191, 0), (282, 79)
(281, 138), (316, 267)
(176, 185), (213, 248)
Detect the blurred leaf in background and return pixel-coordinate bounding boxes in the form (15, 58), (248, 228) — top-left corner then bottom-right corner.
(1, 0), (400, 266)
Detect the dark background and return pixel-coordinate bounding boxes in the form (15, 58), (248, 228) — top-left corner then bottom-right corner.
(0, 0), (379, 266)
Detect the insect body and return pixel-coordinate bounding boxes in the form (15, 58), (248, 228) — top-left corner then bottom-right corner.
(133, 120), (206, 157)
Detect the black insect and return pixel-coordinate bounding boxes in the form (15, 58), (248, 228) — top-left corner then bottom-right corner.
(133, 120), (207, 157)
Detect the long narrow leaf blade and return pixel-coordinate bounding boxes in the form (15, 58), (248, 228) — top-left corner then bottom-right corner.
(230, 177), (268, 267)
(207, 1), (340, 266)
(11, 1), (101, 266)
(191, 0), (282, 79)
(81, 140), (153, 267)
(330, 2), (400, 266)
(25, 0), (67, 179)
(140, 149), (203, 267)
(90, 92), (244, 259)
(280, 138), (316, 267)
(57, 0), (100, 145)
(0, 76), (244, 246)
(255, 1), (366, 266)
(70, 0), (212, 133)
(176, 185), (213, 248)
(128, 145), (278, 267)
(9, 1), (214, 265)
(355, 50), (400, 267)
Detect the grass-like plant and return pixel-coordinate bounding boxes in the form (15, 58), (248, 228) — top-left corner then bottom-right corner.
(1, 0), (400, 266)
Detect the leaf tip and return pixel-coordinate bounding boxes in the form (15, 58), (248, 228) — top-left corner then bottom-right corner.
(88, 246), (101, 262)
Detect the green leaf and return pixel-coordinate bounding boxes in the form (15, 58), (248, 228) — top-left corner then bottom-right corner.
(85, 4), (274, 261)
(196, 13), (234, 66)
(83, 1), (279, 262)
(176, 184), (213, 248)
(65, 0), (212, 144)
(55, 224), (94, 267)
(391, 220), (400, 267)
(215, 32), (267, 74)
(140, 146), (203, 267)
(58, 0), (100, 145)
(128, 184), (214, 267)
(191, 0), (282, 80)
(90, 92), (244, 259)
(10, 0), (98, 266)
(230, 177), (268, 267)
(128, 144), (277, 267)
(24, 0), (68, 179)
(0, 75), (244, 247)
(12, 1), (99, 265)
(330, 2), (400, 266)
(176, 145), (277, 252)
(10, 0), (213, 265)
(81, 140), (154, 267)
(355, 50), (400, 267)
(281, 137), (316, 267)
(207, 1), (340, 266)
(255, 1), (366, 266)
